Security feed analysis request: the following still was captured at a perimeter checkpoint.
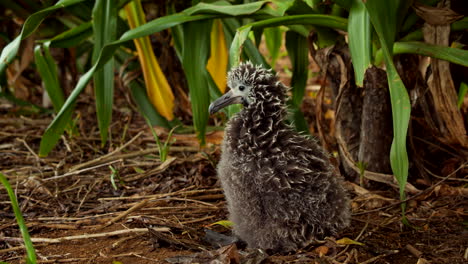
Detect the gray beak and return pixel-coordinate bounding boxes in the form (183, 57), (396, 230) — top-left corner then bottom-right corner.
(209, 90), (242, 115)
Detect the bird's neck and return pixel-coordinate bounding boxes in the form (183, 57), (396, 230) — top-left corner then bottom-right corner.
(226, 98), (288, 152)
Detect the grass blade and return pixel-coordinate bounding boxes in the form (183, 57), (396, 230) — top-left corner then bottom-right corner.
(285, 30), (309, 133)
(348, 0), (371, 86)
(264, 27), (282, 66)
(365, 0), (410, 203)
(181, 20), (212, 145)
(375, 41), (468, 67)
(0, 173), (37, 263)
(34, 42), (65, 112)
(47, 21), (93, 48)
(92, 0), (118, 145)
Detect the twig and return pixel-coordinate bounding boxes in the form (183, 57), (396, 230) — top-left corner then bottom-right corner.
(3, 227), (169, 244)
(353, 162), (467, 215)
(336, 133), (420, 194)
(104, 199), (150, 227)
(69, 131), (143, 172)
(180, 215), (216, 225)
(43, 159), (122, 181)
(16, 138), (40, 162)
(406, 244), (422, 258)
(123, 156), (177, 182)
(98, 187), (222, 201)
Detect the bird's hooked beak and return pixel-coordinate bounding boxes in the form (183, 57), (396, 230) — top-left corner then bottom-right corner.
(209, 90), (243, 115)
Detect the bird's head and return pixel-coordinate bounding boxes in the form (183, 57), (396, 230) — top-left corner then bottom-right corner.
(209, 62), (286, 115)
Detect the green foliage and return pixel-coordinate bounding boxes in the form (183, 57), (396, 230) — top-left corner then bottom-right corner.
(92, 0), (118, 145)
(347, 0), (371, 86)
(364, 0), (411, 202)
(181, 20), (212, 145)
(0, 173), (37, 263)
(145, 117), (177, 162)
(34, 42), (64, 112)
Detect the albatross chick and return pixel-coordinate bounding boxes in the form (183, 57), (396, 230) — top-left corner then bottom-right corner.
(209, 62), (350, 253)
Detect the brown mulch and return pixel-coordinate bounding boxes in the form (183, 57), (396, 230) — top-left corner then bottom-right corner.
(0, 93), (467, 264)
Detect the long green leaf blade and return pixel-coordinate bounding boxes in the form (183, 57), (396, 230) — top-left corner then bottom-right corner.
(34, 43), (65, 112)
(375, 41), (468, 67)
(285, 30), (309, 133)
(264, 27), (282, 66)
(0, 173), (37, 263)
(92, 0), (117, 145)
(348, 0), (371, 86)
(181, 20), (212, 145)
(364, 0), (410, 202)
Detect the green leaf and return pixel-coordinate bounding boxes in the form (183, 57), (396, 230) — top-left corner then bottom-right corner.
(375, 41), (468, 67)
(223, 18), (267, 67)
(229, 15), (348, 67)
(183, 0), (268, 16)
(348, 0), (371, 87)
(286, 31), (308, 107)
(47, 21), (93, 48)
(181, 20), (212, 145)
(285, 30), (309, 134)
(92, 0), (118, 145)
(264, 27), (282, 66)
(209, 220), (234, 229)
(365, 0), (410, 202)
(0, 173), (37, 263)
(34, 42), (65, 112)
(0, 0), (85, 84)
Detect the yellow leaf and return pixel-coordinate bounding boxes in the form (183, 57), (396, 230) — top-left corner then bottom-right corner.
(207, 19), (228, 93)
(125, 0), (174, 120)
(336, 237), (365, 246)
(208, 220), (234, 229)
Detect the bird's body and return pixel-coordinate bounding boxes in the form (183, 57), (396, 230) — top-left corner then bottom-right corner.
(209, 63), (350, 253)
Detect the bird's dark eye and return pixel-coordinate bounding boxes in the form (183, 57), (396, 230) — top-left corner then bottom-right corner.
(238, 85), (245, 91)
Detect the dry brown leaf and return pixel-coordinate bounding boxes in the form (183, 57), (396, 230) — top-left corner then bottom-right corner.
(413, 2), (463, 25)
(315, 245), (329, 257)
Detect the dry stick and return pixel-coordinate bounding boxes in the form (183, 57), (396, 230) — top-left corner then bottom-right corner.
(123, 156), (177, 182)
(405, 244), (422, 258)
(104, 199), (150, 227)
(98, 187), (222, 201)
(336, 133), (420, 194)
(16, 138), (40, 162)
(353, 162), (467, 216)
(43, 159), (122, 181)
(3, 227), (170, 244)
(69, 131), (144, 172)
(180, 215), (216, 225)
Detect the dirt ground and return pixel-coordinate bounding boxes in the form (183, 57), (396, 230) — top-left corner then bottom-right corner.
(0, 91), (467, 264)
